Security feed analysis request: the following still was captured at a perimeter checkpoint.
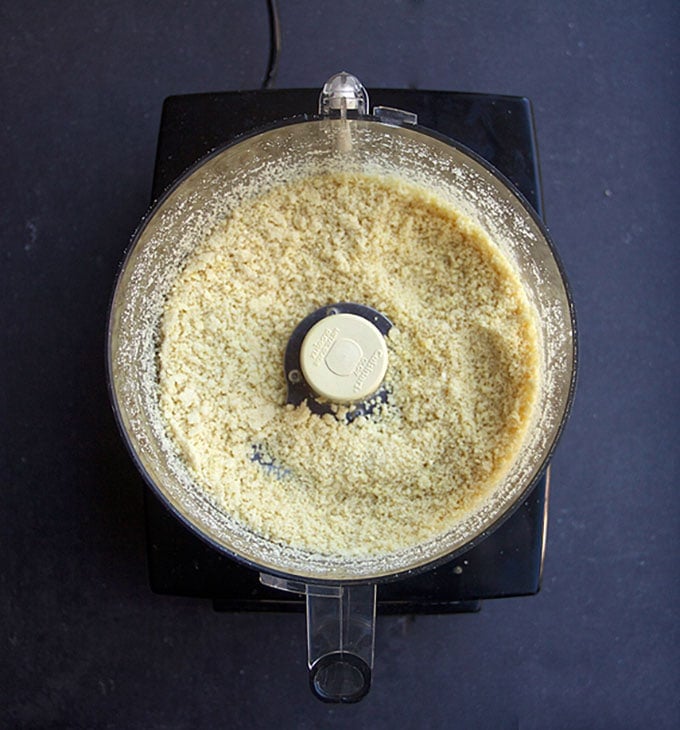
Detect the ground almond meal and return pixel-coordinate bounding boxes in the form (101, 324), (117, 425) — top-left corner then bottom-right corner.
(158, 171), (540, 557)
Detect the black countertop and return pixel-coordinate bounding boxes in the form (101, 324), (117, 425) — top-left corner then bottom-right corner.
(2, 2), (678, 728)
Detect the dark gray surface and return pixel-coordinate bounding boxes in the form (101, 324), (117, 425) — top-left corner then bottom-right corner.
(1, 1), (678, 728)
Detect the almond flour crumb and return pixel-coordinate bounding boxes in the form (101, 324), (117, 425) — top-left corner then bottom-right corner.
(158, 172), (540, 557)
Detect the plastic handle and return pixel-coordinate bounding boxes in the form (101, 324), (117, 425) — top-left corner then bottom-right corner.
(259, 574), (377, 703)
(306, 583), (376, 703)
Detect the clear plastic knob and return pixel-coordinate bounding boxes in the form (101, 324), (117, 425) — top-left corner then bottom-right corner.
(318, 72), (369, 117)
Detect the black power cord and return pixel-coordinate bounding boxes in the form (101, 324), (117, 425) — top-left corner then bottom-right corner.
(262, 0), (281, 89)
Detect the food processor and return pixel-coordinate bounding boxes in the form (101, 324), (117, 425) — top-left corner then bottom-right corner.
(107, 73), (576, 702)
